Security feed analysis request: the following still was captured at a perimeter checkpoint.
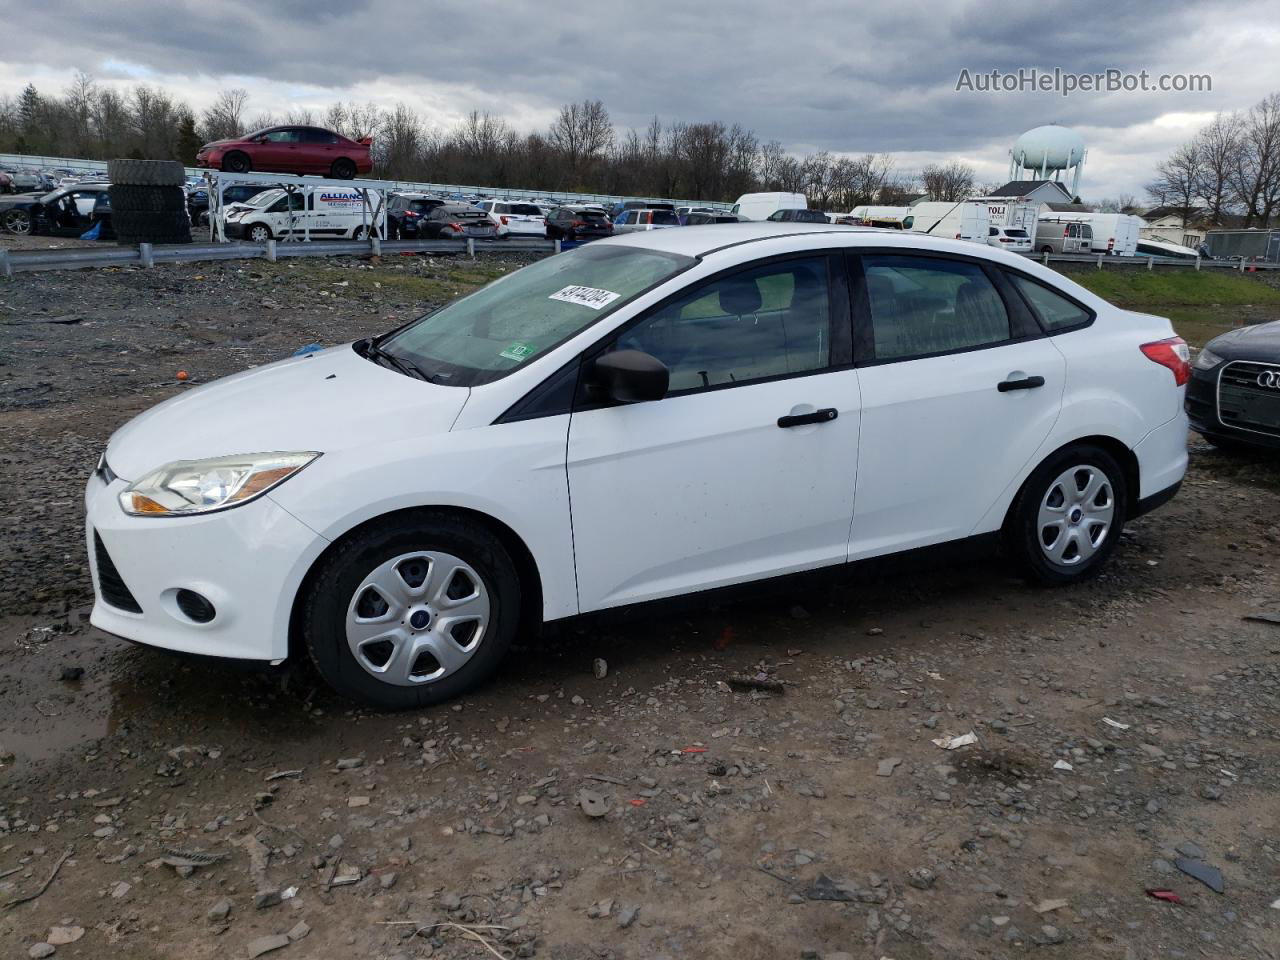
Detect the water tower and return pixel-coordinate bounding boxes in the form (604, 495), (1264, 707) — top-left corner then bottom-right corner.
(1009, 124), (1087, 197)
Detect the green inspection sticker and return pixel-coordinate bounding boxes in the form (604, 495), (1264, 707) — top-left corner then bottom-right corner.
(499, 341), (537, 362)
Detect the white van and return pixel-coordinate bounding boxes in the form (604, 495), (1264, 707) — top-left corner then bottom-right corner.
(222, 187), (385, 242)
(730, 192), (807, 222)
(1040, 212), (1141, 256)
(1035, 218), (1093, 254)
(905, 201), (989, 243)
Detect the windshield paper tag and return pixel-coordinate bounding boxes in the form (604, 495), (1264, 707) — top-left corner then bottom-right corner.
(500, 342), (537, 362)
(549, 285), (621, 310)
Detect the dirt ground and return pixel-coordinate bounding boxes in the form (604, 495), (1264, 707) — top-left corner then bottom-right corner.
(1, 256), (1279, 960)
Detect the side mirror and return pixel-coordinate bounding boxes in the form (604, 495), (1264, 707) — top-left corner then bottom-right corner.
(590, 350), (668, 404)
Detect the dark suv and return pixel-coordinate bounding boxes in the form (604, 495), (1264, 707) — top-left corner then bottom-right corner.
(545, 205), (613, 242)
(388, 193), (446, 238)
(766, 208), (829, 224)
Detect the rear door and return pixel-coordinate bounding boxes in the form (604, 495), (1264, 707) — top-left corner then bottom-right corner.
(848, 252), (1064, 558)
(567, 253), (861, 611)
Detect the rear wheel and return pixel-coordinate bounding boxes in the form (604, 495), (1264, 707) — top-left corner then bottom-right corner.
(1039, 245), (1052, 254)
(302, 514), (521, 709)
(1005, 444), (1127, 585)
(330, 158), (357, 179)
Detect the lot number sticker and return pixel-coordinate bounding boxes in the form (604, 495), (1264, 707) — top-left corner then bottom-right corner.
(499, 342), (537, 362)
(549, 285), (621, 310)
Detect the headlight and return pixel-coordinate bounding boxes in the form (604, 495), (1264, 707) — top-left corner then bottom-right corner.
(1193, 347), (1223, 370)
(119, 452), (319, 517)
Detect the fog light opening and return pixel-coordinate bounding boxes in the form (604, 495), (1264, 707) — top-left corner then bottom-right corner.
(175, 589), (216, 624)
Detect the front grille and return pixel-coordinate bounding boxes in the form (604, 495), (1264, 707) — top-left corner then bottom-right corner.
(93, 531), (142, 613)
(1218, 361), (1280, 438)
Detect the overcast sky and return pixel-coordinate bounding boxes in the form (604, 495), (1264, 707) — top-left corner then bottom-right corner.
(4, 0), (1279, 200)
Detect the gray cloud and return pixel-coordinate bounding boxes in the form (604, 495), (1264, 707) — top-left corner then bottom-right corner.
(6, 0), (1278, 197)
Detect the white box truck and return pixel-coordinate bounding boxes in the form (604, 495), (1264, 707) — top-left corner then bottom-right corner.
(730, 192), (807, 221)
(903, 201), (989, 243)
(1038, 212), (1141, 256)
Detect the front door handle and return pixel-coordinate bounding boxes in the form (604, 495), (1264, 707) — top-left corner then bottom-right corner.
(777, 408), (838, 428)
(997, 375), (1045, 392)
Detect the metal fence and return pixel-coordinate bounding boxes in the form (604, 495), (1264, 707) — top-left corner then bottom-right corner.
(0, 237), (559, 276)
(5, 236), (1279, 278)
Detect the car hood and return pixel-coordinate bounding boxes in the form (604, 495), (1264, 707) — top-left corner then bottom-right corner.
(199, 138), (240, 151)
(105, 344), (470, 482)
(1207, 319), (1280, 359)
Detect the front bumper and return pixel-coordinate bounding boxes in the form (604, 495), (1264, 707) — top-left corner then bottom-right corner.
(223, 221), (250, 240)
(1187, 363), (1280, 450)
(84, 467), (328, 661)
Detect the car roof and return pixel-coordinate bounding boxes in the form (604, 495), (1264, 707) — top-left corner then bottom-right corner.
(597, 222), (1020, 261)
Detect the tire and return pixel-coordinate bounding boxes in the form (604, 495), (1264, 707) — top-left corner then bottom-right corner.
(301, 513), (522, 709)
(1004, 443), (1128, 586)
(113, 209), (192, 245)
(246, 223), (273, 243)
(2, 209), (33, 235)
(330, 158), (357, 179)
(1039, 245), (1052, 254)
(109, 184), (186, 214)
(106, 158), (186, 187)
(222, 152), (251, 174)
(1202, 434), (1257, 456)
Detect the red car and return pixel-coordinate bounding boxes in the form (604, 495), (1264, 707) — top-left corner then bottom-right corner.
(195, 125), (374, 179)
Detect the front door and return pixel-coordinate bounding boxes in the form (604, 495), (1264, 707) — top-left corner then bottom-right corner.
(849, 253), (1065, 558)
(566, 253), (862, 612)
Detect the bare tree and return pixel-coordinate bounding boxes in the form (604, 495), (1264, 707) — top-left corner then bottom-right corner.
(1195, 113), (1242, 225)
(548, 99), (613, 184)
(201, 88), (248, 141)
(1232, 92), (1280, 226)
(1147, 140), (1203, 225)
(920, 161), (976, 201)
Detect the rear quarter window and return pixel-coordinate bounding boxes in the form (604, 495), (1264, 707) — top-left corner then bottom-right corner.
(1007, 273), (1094, 332)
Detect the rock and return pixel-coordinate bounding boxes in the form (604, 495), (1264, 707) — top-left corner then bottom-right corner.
(1176, 841), (1206, 859)
(110, 881), (131, 899)
(578, 789), (609, 818)
(876, 758), (902, 777)
(28, 945), (56, 959)
(907, 867), (936, 890)
(58, 666), (84, 682)
(1038, 925), (1066, 945)
(246, 934), (291, 958)
(347, 796), (370, 807)
(379, 872), (398, 890)
(287, 921), (310, 942)
(616, 905), (639, 928)
(335, 757), (363, 770)
(1201, 784), (1223, 800)
(46, 928), (84, 946)
(593, 658), (608, 679)
(255, 889), (283, 909)
(587, 898), (613, 919)
(208, 897), (233, 922)
(803, 874), (856, 902)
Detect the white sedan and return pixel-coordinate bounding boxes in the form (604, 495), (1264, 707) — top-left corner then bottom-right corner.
(85, 224), (1190, 709)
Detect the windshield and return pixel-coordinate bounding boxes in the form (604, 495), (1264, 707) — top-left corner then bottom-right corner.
(244, 189), (284, 207)
(381, 244), (695, 387)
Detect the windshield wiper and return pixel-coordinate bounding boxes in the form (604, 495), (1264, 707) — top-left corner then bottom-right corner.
(359, 338), (430, 382)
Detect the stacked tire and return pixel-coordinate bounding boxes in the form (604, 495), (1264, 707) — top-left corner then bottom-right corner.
(107, 159), (192, 245)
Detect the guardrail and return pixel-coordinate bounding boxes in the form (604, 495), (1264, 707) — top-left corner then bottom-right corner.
(0, 237), (559, 277)
(4, 237), (1278, 278)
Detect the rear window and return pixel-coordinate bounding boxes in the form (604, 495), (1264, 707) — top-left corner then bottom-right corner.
(579, 210), (606, 220)
(408, 199), (440, 213)
(1005, 228), (1028, 237)
(651, 211), (679, 225)
(509, 204), (542, 216)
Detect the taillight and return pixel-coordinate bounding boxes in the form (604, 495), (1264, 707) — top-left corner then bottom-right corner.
(500, 215), (509, 225)
(1141, 336), (1191, 386)
(571, 219), (585, 227)
(448, 222), (463, 231)
(403, 210), (419, 218)
(999, 237), (1011, 242)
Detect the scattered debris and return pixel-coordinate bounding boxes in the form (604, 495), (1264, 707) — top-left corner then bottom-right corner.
(286, 920), (310, 942)
(264, 770), (303, 782)
(616, 904), (640, 928)
(578, 789), (610, 818)
(587, 898), (613, 919)
(907, 867), (937, 890)
(593, 658), (608, 679)
(1101, 717), (1131, 730)
(1053, 760), (1073, 771)
(1242, 612), (1280, 625)
(3, 847), (73, 910)
(246, 933), (291, 958)
(57, 665), (84, 682)
(803, 874), (856, 902)
(331, 865), (363, 887)
(729, 674), (786, 694)
(1034, 898), (1069, 914)
(46, 926), (84, 946)
(160, 848), (227, 870)
(1174, 858), (1225, 894)
(335, 757), (364, 770)
(1146, 888), (1186, 905)
(27, 944), (55, 960)
(208, 897), (233, 922)
(931, 732), (978, 750)
(876, 757), (902, 777)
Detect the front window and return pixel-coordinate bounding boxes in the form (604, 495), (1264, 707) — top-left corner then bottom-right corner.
(379, 245), (694, 387)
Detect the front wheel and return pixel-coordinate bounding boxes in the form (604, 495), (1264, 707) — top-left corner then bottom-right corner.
(1005, 444), (1127, 586)
(2, 209), (33, 235)
(301, 514), (521, 709)
(247, 223), (272, 243)
(222, 152), (251, 174)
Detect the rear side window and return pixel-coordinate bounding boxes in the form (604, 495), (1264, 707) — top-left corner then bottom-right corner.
(862, 256), (1011, 361)
(651, 211), (679, 225)
(1008, 273), (1092, 332)
(617, 256), (832, 392)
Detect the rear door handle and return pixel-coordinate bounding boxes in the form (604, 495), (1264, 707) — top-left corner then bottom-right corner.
(777, 408), (838, 428)
(997, 375), (1045, 392)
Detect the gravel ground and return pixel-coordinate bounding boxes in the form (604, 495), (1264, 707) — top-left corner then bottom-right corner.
(1, 257), (1279, 960)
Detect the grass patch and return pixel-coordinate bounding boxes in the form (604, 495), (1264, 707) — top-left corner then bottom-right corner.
(1070, 270), (1280, 309)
